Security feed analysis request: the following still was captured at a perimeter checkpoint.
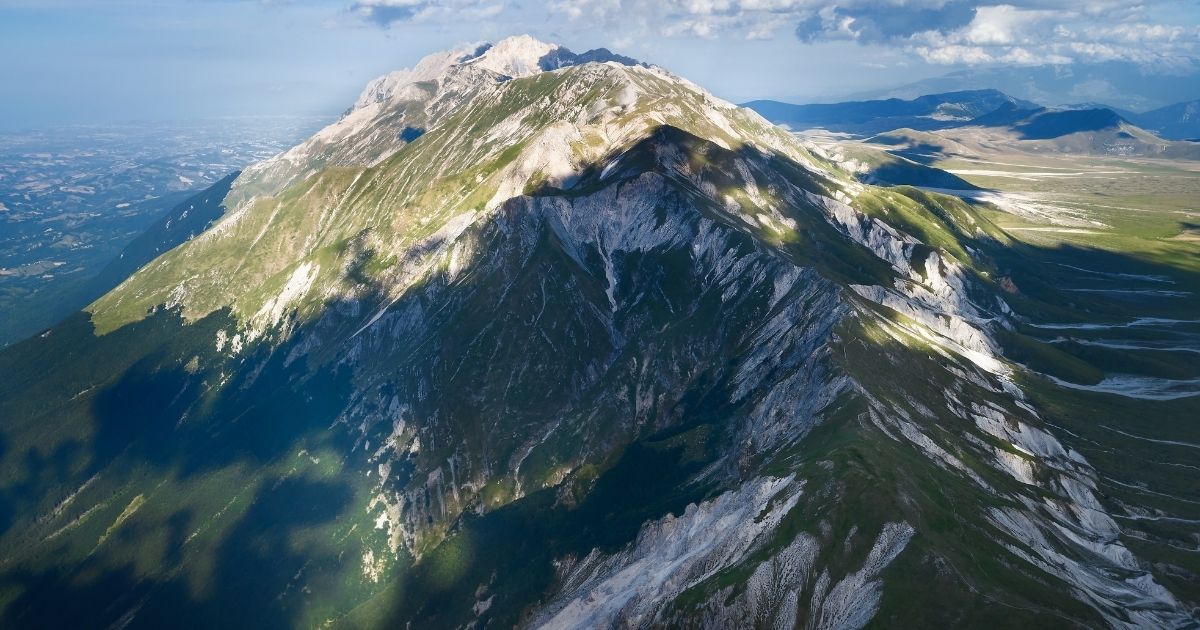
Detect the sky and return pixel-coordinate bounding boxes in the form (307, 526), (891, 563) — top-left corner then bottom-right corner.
(1, 0), (1198, 130)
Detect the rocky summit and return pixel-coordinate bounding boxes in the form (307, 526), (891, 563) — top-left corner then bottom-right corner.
(0, 36), (1195, 629)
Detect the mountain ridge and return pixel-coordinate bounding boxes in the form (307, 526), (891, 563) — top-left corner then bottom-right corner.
(1126, 99), (1200, 141)
(225, 36), (646, 213)
(0, 36), (1194, 629)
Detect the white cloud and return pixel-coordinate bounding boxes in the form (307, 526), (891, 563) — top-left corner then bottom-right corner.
(334, 0), (1198, 69)
(902, 3), (1200, 66)
(545, 0), (1200, 68)
(959, 5), (1047, 45)
(547, 0), (820, 40)
(349, 0), (507, 26)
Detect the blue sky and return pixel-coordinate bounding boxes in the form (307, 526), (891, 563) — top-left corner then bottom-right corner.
(2, 1), (1198, 129)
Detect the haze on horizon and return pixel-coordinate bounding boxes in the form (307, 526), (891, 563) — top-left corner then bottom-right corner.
(1, 0), (1198, 130)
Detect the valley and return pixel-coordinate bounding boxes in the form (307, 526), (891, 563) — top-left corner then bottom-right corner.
(0, 118), (324, 345)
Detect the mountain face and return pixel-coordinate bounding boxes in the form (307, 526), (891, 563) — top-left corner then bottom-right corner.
(981, 106), (1126, 140)
(0, 37), (1196, 628)
(1012, 109), (1129, 141)
(1127, 100), (1200, 141)
(744, 89), (1037, 135)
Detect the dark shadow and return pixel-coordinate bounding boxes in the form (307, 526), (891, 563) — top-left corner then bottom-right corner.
(1013, 108), (1124, 140)
(857, 158), (980, 190)
(869, 140), (953, 165)
(380, 420), (719, 628)
(398, 127), (425, 143)
(1, 476), (353, 629)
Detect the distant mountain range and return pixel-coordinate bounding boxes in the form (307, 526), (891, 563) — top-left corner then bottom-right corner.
(1125, 100), (1200, 141)
(746, 90), (1200, 150)
(743, 89), (1038, 135)
(845, 60), (1200, 114)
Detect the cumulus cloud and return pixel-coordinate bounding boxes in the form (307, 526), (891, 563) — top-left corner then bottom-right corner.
(341, 0), (1198, 68)
(544, 0), (1200, 68)
(348, 0), (505, 27)
(548, 0), (816, 39)
(794, 1), (979, 44)
(907, 4), (1200, 66)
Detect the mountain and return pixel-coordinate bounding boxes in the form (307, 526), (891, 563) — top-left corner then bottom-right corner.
(995, 106), (1126, 140)
(962, 101), (1042, 128)
(743, 89), (1036, 135)
(0, 36), (1196, 628)
(1037, 99), (1200, 143)
(851, 61), (1200, 112)
(1126, 100), (1200, 141)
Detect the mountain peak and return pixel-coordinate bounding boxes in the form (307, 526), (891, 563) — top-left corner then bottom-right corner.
(467, 34), (643, 79)
(226, 35), (655, 212)
(467, 35), (561, 78)
(351, 35), (642, 110)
